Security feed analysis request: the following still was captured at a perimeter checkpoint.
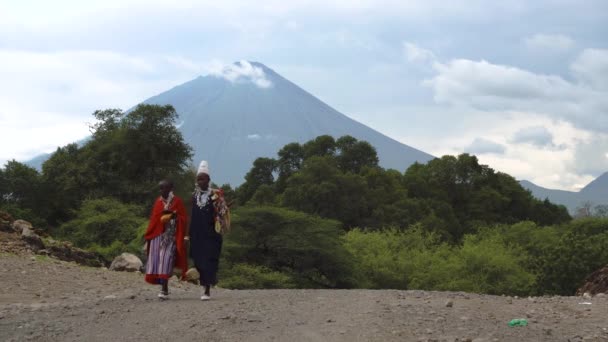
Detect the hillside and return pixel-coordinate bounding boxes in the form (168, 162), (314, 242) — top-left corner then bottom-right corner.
(520, 173), (608, 213)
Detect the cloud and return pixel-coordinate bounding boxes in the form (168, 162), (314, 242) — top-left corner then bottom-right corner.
(511, 126), (555, 147)
(464, 138), (506, 155)
(403, 42), (436, 64)
(210, 61), (273, 88)
(423, 49), (608, 133)
(571, 48), (608, 90)
(569, 133), (608, 176)
(524, 34), (574, 51)
(0, 49), (222, 165)
(247, 134), (261, 140)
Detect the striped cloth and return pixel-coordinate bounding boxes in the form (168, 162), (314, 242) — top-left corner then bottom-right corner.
(145, 230), (176, 284)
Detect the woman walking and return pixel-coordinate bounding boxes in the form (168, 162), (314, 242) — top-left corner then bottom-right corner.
(144, 179), (188, 299)
(188, 160), (230, 300)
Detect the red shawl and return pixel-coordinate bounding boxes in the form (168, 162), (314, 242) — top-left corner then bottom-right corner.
(144, 195), (188, 280)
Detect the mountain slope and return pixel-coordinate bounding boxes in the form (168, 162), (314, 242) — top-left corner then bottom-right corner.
(520, 174), (608, 213)
(141, 61), (434, 185)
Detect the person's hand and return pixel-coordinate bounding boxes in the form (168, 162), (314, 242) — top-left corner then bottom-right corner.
(184, 236), (190, 243)
(143, 241), (149, 252)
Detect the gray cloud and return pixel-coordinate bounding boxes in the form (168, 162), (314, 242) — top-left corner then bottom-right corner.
(524, 34), (574, 51)
(424, 48), (608, 133)
(569, 134), (608, 176)
(465, 138), (506, 155)
(511, 126), (554, 147)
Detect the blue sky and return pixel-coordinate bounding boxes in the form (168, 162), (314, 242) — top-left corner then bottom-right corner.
(1, 0), (607, 190)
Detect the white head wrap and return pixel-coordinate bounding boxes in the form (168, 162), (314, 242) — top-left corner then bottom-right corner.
(197, 160), (210, 176)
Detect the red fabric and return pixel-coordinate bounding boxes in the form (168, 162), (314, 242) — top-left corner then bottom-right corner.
(144, 274), (171, 284)
(144, 195), (188, 280)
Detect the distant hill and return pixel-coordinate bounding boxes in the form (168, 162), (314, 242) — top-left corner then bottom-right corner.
(520, 172), (608, 213)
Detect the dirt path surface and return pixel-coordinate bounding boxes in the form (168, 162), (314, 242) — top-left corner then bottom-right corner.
(1, 254), (607, 342)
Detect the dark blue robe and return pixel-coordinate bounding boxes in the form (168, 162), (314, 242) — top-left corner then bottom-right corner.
(189, 194), (223, 286)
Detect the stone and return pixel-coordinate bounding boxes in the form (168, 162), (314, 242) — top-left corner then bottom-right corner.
(185, 268), (200, 284)
(18, 221), (45, 252)
(109, 253), (143, 272)
(445, 300), (454, 308)
(12, 219), (32, 234)
(577, 265), (608, 296)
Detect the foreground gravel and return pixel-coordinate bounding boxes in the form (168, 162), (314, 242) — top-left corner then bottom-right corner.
(1, 254), (607, 342)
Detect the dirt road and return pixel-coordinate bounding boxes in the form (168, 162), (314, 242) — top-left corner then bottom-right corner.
(1, 254), (607, 341)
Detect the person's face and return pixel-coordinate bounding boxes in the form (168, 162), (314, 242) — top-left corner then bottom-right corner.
(159, 182), (172, 198)
(197, 173), (210, 190)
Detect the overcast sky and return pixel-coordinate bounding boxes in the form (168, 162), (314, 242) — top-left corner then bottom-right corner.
(1, 0), (607, 190)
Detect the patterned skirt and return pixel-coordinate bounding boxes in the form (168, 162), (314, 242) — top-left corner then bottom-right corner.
(144, 232), (176, 284)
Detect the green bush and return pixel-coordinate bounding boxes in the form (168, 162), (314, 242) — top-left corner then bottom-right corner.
(224, 206), (356, 288)
(57, 198), (146, 253)
(219, 263), (297, 289)
(345, 226), (535, 295)
(532, 218), (608, 295)
(416, 234), (536, 296)
(343, 227), (439, 289)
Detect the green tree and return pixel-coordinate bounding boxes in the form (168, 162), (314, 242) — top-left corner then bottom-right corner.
(335, 135), (379, 174)
(276, 142), (304, 191)
(281, 156), (368, 228)
(237, 157), (277, 205)
(224, 206), (356, 287)
(302, 135), (336, 159)
(43, 104), (193, 215)
(0, 160), (47, 226)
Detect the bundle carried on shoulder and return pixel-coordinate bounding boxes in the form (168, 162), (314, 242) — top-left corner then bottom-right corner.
(211, 188), (231, 235)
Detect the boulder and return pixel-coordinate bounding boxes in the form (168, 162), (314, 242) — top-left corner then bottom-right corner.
(12, 219), (33, 234)
(576, 265), (608, 295)
(16, 220), (45, 252)
(109, 253), (143, 272)
(186, 268), (200, 284)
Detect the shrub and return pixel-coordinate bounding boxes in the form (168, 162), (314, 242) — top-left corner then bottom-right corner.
(219, 263), (297, 289)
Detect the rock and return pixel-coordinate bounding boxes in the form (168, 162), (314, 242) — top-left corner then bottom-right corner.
(18, 221), (45, 252)
(46, 244), (105, 267)
(445, 300), (454, 308)
(12, 219), (32, 234)
(186, 268), (200, 284)
(576, 265), (608, 296)
(104, 295), (117, 300)
(109, 253), (143, 272)
(583, 292), (592, 299)
(595, 293), (606, 298)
